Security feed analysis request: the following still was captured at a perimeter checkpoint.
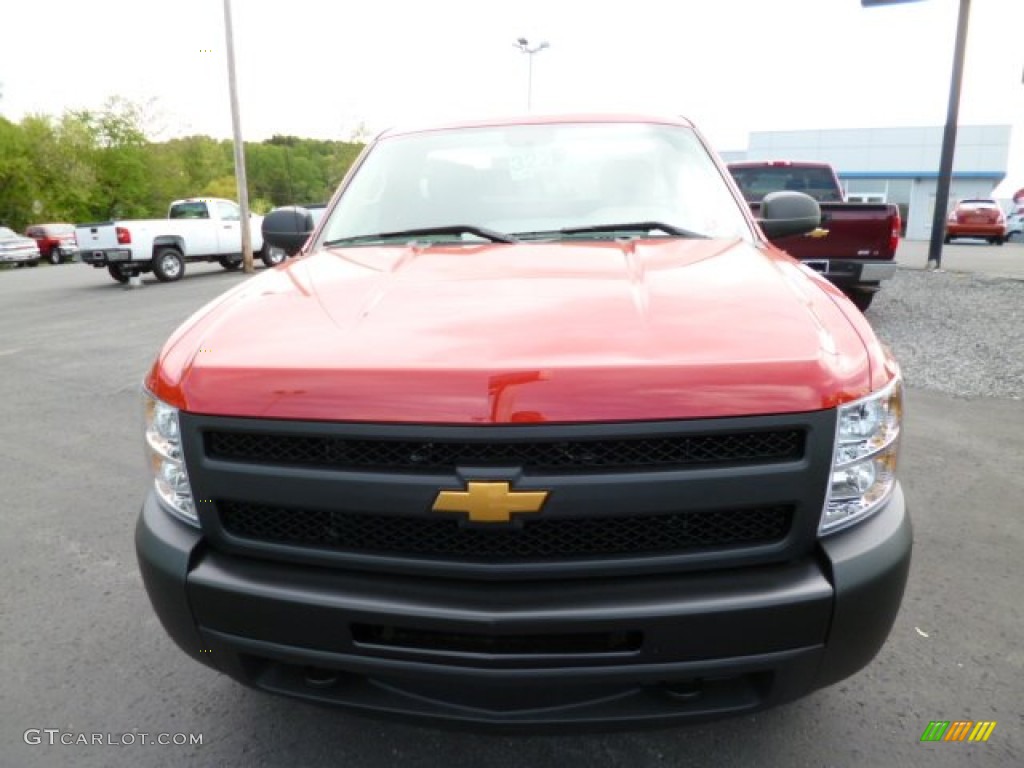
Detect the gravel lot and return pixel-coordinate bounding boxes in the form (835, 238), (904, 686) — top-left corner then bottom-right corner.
(870, 268), (1024, 400)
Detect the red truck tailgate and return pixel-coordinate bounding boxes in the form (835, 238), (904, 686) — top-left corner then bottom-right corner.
(751, 202), (899, 261)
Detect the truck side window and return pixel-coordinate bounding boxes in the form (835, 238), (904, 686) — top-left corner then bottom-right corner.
(216, 201), (241, 221)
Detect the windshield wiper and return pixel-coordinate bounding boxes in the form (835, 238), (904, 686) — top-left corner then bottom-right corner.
(559, 221), (706, 238)
(324, 225), (518, 247)
(512, 221), (707, 241)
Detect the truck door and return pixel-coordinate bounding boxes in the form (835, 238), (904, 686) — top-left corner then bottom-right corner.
(214, 200), (243, 255)
(169, 200), (219, 256)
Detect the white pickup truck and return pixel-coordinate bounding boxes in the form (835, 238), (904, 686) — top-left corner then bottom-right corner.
(76, 197), (285, 283)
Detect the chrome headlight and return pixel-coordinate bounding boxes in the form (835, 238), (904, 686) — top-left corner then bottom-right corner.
(821, 375), (902, 535)
(143, 391), (197, 527)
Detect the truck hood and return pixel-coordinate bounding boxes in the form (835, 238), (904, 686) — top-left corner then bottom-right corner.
(150, 238), (875, 423)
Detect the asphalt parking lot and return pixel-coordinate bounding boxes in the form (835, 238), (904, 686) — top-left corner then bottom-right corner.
(1, 251), (1021, 767)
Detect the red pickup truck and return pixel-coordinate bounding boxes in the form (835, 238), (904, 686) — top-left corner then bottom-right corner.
(728, 161), (900, 311)
(137, 115), (910, 729)
(25, 223), (79, 265)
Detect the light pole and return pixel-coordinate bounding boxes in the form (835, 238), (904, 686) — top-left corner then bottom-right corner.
(514, 37), (549, 111)
(926, 0), (971, 270)
(862, 0), (972, 271)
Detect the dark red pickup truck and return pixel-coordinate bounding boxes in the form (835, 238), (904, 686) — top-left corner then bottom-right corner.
(728, 161), (900, 311)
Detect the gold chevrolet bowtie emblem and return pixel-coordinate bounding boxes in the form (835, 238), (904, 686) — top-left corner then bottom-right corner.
(432, 482), (549, 524)
(806, 227), (830, 239)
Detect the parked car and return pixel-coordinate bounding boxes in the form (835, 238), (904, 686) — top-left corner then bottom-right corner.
(0, 227), (41, 267)
(944, 199), (1007, 245)
(1004, 204), (1023, 241)
(25, 223), (79, 265)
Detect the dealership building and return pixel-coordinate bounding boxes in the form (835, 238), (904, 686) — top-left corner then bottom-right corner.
(720, 125), (1011, 240)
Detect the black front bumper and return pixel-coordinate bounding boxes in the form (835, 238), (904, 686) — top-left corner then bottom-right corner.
(136, 486), (911, 729)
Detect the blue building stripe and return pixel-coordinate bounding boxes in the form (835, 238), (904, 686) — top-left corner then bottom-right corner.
(837, 171), (1005, 180)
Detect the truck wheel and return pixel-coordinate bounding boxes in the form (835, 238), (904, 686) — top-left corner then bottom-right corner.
(849, 292), (874, 312)
(108, 265), (130, 283)
(153, 248), (185, 282)
(219, 256), (242, 271)
(261, 245), (286, 268)
(49, 249), (62, 265)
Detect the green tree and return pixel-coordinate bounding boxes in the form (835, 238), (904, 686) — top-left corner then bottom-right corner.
(0, 96), (366, 229)
(0, 117), (36, 228)
(202, 176), (240, 200)
(72, 98), (154, 218)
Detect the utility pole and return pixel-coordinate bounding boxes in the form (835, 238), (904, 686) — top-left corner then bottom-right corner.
(223, 0), (254, 273)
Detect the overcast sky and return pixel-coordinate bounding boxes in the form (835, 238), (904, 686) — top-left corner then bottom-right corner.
(2, 0), (1022, 195)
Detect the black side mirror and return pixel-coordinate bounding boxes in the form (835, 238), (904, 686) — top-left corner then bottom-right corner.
(262, 207), (315, 255)
(758, 191), (821, 239)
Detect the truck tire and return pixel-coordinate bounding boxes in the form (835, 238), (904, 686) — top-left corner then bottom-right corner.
(219, 256), (242, 271)
(261, 245), (286, 268)
(49, 249), (62, 265)
(153, 248), (185, 282)
(108, 265), (130, 283)
(849, 292), (874, 312)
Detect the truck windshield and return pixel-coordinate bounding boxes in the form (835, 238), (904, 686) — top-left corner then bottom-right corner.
(320, 122), (752, 245)
(729, 166), (843, 203)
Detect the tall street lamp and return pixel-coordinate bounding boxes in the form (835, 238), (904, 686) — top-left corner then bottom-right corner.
(515, 37), (549, 111)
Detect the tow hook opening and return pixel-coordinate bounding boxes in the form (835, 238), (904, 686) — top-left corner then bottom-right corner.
(658, 679), (704, 701)
(303, 666), (340, 689)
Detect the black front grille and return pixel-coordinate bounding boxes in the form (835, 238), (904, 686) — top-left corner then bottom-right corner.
(217, 500), (793, 560)
(205, 429), (803, 473)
